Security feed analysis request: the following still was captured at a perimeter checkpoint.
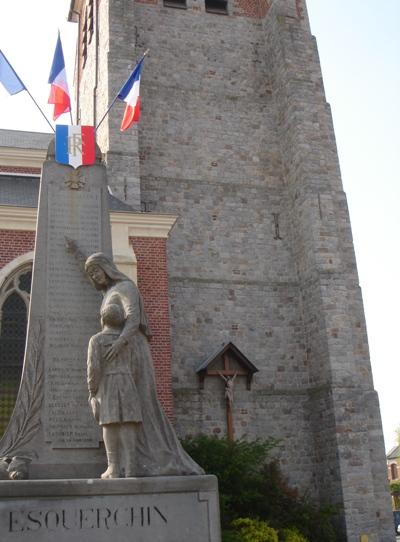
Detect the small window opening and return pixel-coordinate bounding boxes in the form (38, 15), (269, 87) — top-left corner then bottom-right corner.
(82, 0), (94, 68)
(163, 0), (187, 9)
(391, 463), (398, 480)
(205, 0), (228, 14)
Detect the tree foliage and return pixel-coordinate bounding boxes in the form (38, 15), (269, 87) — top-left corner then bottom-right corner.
(390, 481), (400, 509)
(182, 435), (337, 542)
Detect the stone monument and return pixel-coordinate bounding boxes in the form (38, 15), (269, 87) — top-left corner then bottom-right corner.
(0, 140), (221, 542)
(0, 140), (109, 479)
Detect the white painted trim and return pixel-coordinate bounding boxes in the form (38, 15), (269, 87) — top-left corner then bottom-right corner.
(0, 148), (47, 169)
(0, 207), (178, 284)
(0, 207), (37, 231)
(0, 206), (178, 238)
(111, 212), (178, 238)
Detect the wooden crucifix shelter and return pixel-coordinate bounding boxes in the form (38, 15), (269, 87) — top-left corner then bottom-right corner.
(196, 342), (258, 440)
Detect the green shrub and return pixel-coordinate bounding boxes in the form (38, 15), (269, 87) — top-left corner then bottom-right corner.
(183, 435), (278, 526)
(221, 529), (242, 542)
(259, 461), (337, 542)
(279, 527), (309, 542)
(182, 435), (337, 542)
(232, 518), (279, 542)
(391, 481), (400, 509)
(391, 481), (400, 493)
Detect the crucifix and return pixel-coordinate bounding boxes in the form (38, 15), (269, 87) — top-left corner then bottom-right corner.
(208, 353), (246, 441)
(218, 371), (237, 441)
(197, 343), (258, 442)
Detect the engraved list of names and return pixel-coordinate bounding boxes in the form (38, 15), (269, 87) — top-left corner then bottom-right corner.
(44, 175), (105, 448)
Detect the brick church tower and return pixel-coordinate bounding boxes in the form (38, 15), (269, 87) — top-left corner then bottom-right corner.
(69, 0), (392, 539)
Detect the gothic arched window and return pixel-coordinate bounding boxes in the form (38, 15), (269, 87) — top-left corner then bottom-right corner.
(0, 264), (32, 436)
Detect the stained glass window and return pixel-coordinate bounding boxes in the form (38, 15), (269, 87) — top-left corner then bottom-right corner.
(0, 266), (32, 436)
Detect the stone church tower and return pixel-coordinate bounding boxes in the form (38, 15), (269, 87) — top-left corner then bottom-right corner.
(69, 0), (392, 539)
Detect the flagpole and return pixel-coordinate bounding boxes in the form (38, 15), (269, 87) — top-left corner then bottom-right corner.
(24, 88), (55, 133)
(0, 49), (55, 133)
(95, 49), (149, 132)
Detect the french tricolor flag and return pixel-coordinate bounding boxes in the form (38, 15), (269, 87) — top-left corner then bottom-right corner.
(48, 34), (71, 121)
(55, 125), (95, 169)
(117, 59), (144, 132)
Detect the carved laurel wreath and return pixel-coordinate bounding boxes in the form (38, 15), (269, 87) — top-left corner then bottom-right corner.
(0, 322), (44, 458)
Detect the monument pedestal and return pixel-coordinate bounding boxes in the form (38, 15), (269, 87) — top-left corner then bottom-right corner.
(0, 475), (221, 542)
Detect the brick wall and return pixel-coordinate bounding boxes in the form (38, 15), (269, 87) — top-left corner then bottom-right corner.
(129, 236), (174, 420)
(133, 0), (273, 18)
(233, 0), (271, 18)
(0, 167), (41, 175)
(0, 230), (35, 269)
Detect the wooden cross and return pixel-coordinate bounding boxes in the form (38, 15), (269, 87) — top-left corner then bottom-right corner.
(197, 342), (258, 441)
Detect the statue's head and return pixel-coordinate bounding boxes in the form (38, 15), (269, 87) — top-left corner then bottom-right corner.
(85, 253), (129, 290)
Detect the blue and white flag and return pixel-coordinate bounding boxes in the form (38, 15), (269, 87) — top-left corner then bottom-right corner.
(0, 50), (26, 95)
(55, 125), (95, 169)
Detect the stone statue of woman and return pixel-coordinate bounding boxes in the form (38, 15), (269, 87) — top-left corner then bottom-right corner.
(81, 251), (203, 478)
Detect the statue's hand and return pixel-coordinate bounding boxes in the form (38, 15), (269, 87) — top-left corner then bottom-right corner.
(89, 396), (100, 422)
(105, 337), (126, 362)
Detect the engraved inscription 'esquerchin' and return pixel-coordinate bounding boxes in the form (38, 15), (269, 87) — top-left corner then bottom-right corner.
(0, 322), (44, 459)
(8, 505), (168, 533)
(65, 170), (85, 190)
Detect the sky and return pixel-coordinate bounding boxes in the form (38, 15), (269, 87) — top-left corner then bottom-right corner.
(305, 0), (400, 452)
(0, 1), (399, 450)
(0, 2), (77, 130)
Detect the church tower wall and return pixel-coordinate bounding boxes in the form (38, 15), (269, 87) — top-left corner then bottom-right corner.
(263, 3), (393, 538)
(71, 0), (393, 539)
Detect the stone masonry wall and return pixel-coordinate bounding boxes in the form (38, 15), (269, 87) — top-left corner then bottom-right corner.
(264, 2), (393, 540)
(76, 0), (393, 539)
(119, 0), (318, 496)
(78, 0), (142, 207)
(129, 0), (321, 492)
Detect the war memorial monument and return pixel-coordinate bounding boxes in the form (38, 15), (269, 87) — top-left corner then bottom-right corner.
(0, 140), (220, 541)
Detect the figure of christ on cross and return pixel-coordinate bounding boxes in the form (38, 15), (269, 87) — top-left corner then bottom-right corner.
(218, 371), (237, 441)
(198, 347), (257, 441)
(218, 372), (237, 406)
(212, 353), (247, 440)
